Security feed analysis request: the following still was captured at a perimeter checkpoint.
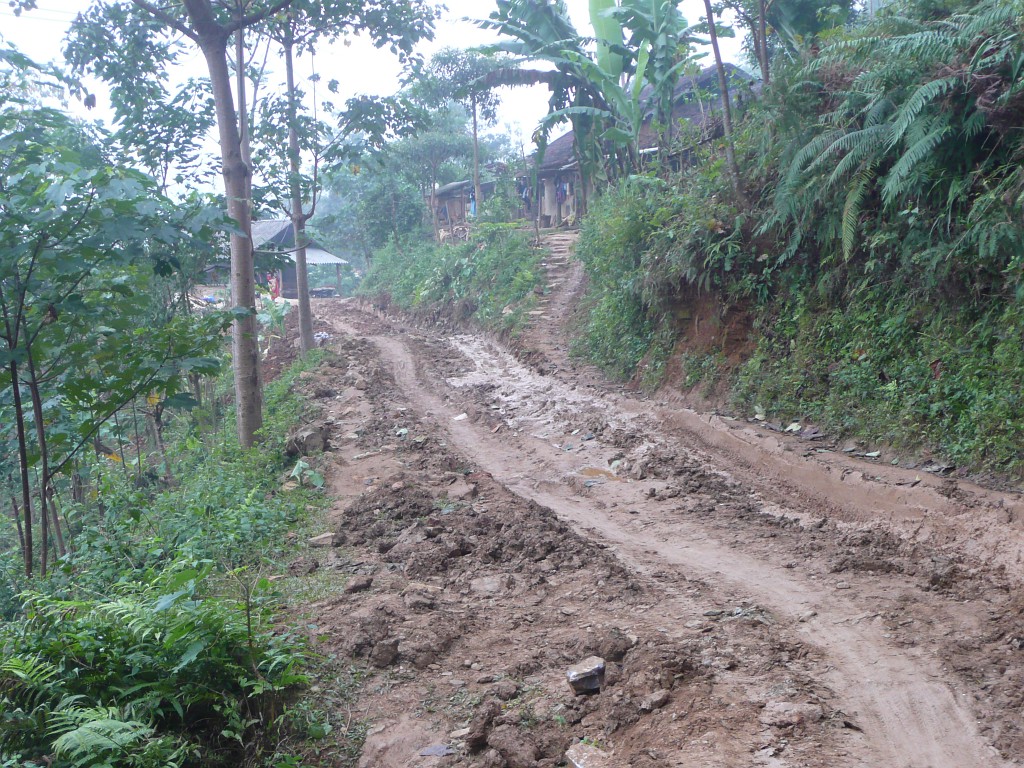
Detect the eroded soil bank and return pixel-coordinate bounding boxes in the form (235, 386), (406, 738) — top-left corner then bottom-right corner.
(281, 268), (1024, 768)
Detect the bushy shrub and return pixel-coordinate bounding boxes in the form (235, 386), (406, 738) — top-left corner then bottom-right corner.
(0, 565), (305, 766)
(571, 0), (1024, 472)
(0, 354), (328, 766)
(360, 225), (544, 332)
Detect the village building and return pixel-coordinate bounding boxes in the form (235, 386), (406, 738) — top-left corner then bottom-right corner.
(249, 219), (349, 299)
(531, 64), (755, 227)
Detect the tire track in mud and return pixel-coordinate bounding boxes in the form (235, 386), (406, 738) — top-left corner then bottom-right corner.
(323, 304), (1012, 768)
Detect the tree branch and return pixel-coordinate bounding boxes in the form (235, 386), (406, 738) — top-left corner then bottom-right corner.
(230, 0), (295, 33)
(130, 0), (199, 40)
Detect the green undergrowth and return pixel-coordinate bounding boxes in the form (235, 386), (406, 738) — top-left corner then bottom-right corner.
(573, 0), (1024, 475)
(733, 291), (1024, 471)
(359, 224), (545, 334)
(572, 183), (662, 380)
(0, 351), (350, 767)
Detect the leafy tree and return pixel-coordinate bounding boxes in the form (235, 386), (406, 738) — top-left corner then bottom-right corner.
(316, 160), (428, 263)
(418, 48), (505, 209)
(67, 0), (287, 448)
(700, 0), (744, 199)
(247, 1), (436, 352)
(481, 0), (610, 196)
(392, 104), (475, 238)
(0, 96), (231, 576)
(483, 0), (707, 186)
(68, 0), (437, 445)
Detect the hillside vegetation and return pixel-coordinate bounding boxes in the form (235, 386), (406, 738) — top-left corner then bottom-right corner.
(575, 0), (1024, 474)
(0, 356), (340, 767)
(359, 225), (545, 334)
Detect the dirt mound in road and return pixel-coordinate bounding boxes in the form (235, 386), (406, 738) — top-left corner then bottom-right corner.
(340, 475), (636, 581)
(316, 463), (841, 768)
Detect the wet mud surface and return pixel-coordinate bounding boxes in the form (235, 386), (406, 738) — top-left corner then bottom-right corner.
(281, 245), (1024, 767)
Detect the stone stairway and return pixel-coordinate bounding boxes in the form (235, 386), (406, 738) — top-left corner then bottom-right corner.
(520, 230), (582, 375)
(533, 231), (579, 318)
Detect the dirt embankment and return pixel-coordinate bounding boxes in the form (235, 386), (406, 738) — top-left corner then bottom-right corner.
(279, 256), (1024, 768)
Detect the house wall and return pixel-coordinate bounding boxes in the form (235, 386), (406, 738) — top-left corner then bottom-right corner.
(541, 178), (558, 225)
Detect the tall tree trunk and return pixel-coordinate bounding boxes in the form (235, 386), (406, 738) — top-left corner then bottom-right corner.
(757, 0), (770, 84)
(9, 360), (33, 576)
(197, 25), (263, 447)
(702, 0), (745, 203)
(234, 9), (264, 402)
(429, 171), (441, 242)
(471, 95), (482, 215)
(235, 11), (253, 205)
(25, 348), (50, 576)
(283, 29), (315, 354)
(47, 491), (66, 558)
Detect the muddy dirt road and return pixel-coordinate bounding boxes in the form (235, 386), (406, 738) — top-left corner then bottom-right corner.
(291, 234), (1024, 768)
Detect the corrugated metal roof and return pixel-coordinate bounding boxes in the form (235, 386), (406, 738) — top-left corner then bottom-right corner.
(250, 219), (293, 248)
(249, 219), (347, 264)
(303, 248), (347, 266)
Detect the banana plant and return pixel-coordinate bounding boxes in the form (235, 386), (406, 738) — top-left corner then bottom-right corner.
(607, 0), (705, 149)
(482, 0), (705, 178)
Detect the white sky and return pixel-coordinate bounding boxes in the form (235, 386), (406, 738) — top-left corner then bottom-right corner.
(1, 0), (743, 146)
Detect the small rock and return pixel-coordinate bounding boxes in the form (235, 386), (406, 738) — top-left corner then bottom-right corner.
(565, 742), (613, 768)
(595, 627), (634, 662)
(639, 689), (671, 712)
(471, 575), (508, 594)
(487, 724), (539, 768)
(286, 422), (329, 456)
(836, 581), (851, 590)
(403, 589), (438, 611)
(476, 674), (498, 684)
(490, 680), (520, 701)
(450, 727), (471, 740)
(308, 532), (342, 548)
(566, 656), (606, 696)
(369, 639), (399, 668)
(466, 699), (502, 752)
(287, 556), (318, 576)
(344, 575), (373, 594)
(759, 701), (823, 727)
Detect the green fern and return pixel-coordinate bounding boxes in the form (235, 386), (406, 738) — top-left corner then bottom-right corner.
(842, 164), (878, 260)
(882, 123), (950, 204)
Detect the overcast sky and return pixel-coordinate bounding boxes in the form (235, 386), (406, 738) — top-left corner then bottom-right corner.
(1, 0), (744, 145)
